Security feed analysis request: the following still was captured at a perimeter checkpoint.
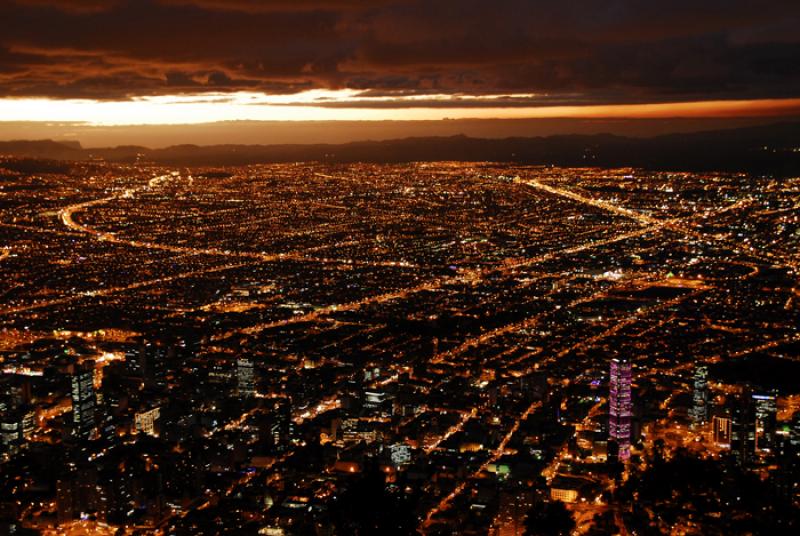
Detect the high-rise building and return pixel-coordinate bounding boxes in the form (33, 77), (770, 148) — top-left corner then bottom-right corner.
(145, 343), (169, 388)
(712, 415), (733, 446)
(71, 362), (97, 440)
(689, 365), (709, 426)
(56, 474), (75, 523)
(57, 463), (102, 522)
(128, 340), (169, 387)
(1, 412), (23, 456)
(124, 342), (145, 377)
(791, 412), (800, 447)
(753, 391), (778, 454)
(268, 399), (293, 453)
(1, 405), (35, 456)
(609, 358), (632, 461)
(237, 357), (255, 398)
(134, 406), (161, 437)
(731, 391), (755, 466)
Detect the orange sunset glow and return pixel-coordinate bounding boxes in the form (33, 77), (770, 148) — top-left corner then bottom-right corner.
(0, 0), (798, 144)
(1, 93), (799, 126)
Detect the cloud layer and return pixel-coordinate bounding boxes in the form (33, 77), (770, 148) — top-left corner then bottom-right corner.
(1, 0), (799, 105)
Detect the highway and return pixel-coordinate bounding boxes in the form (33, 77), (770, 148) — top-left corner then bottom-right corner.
(0, 260), (257, 316)
(519, 177), (797, 273)
(518, 178), (662, 226)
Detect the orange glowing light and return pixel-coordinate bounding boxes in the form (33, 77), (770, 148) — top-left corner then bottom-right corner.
(0, 91), (797, 125)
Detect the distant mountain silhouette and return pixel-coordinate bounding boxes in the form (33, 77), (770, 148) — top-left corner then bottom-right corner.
(1, 122), (799, 174)
(0, 139), (84, 160)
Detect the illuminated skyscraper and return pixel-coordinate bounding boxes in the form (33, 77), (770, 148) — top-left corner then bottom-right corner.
(731, 391), (755, 466)
(753, 391), (778, 454)
(712, 415), (733, 446)
(237, 357), (255, 398)
(609, 358), (632, 461)
(71, 362), (97, 440)
(689, 365), (709, 426)
(268, 398), (293, 453)
(1, 410), (26, 456)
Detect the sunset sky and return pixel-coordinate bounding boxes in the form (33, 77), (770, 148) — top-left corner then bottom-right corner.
(1, 0), (799, 142)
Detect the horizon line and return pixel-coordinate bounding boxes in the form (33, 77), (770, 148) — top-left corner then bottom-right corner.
(0, 93), (799, 126)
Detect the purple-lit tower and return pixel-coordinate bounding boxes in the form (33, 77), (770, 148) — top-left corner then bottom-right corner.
(609, 358), (632, 461)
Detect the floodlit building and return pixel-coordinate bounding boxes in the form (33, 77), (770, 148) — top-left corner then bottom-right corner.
(609, 358), (632, 460)
(135, 406), (161, 437)
(753, 391), (778, 454)
(713, 415), (733, 447)
(71, 362), (97, 440)
(237, 357), (255, 398)
(689, 365), (709, 426)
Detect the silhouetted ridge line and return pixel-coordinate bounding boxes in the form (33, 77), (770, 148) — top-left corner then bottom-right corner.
(1, 122), (798, 174)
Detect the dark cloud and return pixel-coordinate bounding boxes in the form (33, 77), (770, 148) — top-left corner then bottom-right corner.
(13, 0), (123, 12)
(0, 0), (798, 103)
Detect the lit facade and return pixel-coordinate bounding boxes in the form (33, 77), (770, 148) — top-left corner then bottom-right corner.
(609, 358), (632, 460)
(237, 357), (255, 398)
(134, 406), (161, 437)
(689, 365), (709, 426)
(753, 392), (778, 454)
(713, 415), (733, 446)
(71, 364), (96, 440)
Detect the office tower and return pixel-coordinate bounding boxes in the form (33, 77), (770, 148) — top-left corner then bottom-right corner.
(57, 463), (101, 522)
(268, 399), (293, 453)
(71, 362), (97, 440)
(609, 358), (632, 461)
(236, 357), (255, 398)
(128, 340), (169, 387)
(124, 342), (145, 377)
(1, 405), (34, 454)
(753, 391), (778, 454)
(134, 406), (161, 437)
(791, 412), (800, 447)
(1, 411), (24, 456)
(20, 408), (34, 442)
(144, 343), (169, 388)
(8, 379), (32, 407)
(731, 391), (755, 466)
(712, 415), (733, 446)
(689, 365), (709, 426)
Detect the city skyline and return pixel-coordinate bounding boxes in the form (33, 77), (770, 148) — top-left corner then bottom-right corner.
(1, 1), (799, 534)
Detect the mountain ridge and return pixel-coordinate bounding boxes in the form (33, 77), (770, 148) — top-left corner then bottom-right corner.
(1, 122), (798, 174)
